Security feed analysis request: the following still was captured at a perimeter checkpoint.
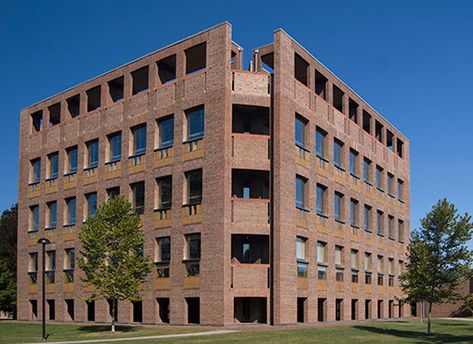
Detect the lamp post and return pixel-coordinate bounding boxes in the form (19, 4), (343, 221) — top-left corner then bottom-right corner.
(37, 237), (51, 341)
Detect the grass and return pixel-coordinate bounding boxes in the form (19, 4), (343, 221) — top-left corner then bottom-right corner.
(0, 319), (472, 344)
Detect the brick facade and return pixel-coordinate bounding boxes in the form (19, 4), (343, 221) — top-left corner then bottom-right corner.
(17, 23), (410, 326)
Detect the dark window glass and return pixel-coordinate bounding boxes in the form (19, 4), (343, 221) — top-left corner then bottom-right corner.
(186, 169), (202, 205)
(316, 184), (325, 214)
(157, 176), (172, 209)
(295, 115), (306, 147)
(316, 128), (326, 158)
(87, 193), (97, 217)
(66, 197), (76, 225)
(109, 132), (122, 162)
(349, 150), (357, 176)
(188, 235), (201, 260)
(335, 192), (343, 222)
(87, 140), (99, 168)
(296, 176), (305, 209)
(159, 116), (174, 148)
(132, 182), (145, 214)
(31, 205), (39, 231)
(32, 159), (41, 183)
(334, 140), (343, 168)
(48, 201), (57, 228)
(49, 153), (58, 179)
(159, 237), (171, 262)
(186, 106), (204, 140)
(67, 146), (78, 173)
(133, 125), (147, 155)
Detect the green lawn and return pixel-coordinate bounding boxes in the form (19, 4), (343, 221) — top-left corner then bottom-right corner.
(0, 319), (472, 344)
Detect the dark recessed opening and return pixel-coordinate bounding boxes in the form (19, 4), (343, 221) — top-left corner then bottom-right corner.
(132, 301), (143, 323)
(157, 298), (170, 323)
(185, 43), (206, 74)
(375, 120), (383, 142)
(108, 76), (124, 102)
(333, 85), (344, 113)
(294, 53), (309, 86)
(87, 300), (95, 321)
(157, 55), (176, 84)
(232, 104), (269, 135)
(31, 110), (43, 132)
(86, 86), (101, 112)
(349, 98), (359, 123)
(186, 297), (200, 324)
(315, 69), (328, 100)
(397, 138), (404, 158)
(363, 110), (371, 133)
(48, 103), (61, 126)
(132, 66), (149, 95)
(66, 95), (80, 118)
(261, 53), (274, 73)
(386, 130), (394, 151)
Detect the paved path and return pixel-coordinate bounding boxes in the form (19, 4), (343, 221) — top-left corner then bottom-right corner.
(25, 330), (238, 344)
(439, 317), (473, 322)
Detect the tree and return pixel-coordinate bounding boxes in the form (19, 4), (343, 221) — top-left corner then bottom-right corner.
(0, 204), (17, 319)
(78, 197), (152, 332)
(400, 198), (473, 335)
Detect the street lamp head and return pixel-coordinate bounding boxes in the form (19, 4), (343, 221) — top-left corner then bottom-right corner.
(37, 237), (51, 245)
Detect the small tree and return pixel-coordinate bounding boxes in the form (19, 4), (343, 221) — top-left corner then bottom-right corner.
(0, 204), (17, 319)
(78, 197), (152, 332)
(400, 198), (473, 334)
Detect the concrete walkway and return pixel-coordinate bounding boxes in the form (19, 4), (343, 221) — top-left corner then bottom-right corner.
(25, 330), (238, 344)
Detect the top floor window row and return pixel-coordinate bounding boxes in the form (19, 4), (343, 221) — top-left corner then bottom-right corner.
(291, 53), (404, 159)
(28, 43), (207, 133)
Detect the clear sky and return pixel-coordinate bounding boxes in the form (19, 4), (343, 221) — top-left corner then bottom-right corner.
(1, 1), (472, 246)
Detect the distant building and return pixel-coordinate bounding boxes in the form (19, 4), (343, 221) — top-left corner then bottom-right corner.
(17, 22), (410, 325)
(431, 278), (473, 317)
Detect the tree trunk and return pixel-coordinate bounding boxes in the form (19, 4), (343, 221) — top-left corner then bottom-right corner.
(111, 299), (116, 333)
(427, 302), (432, 335)
(420, 301), (423, 324)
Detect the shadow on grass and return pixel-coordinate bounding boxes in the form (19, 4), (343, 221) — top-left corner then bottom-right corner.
(77, 325), (138, 333)
(354, 325), (473, 343)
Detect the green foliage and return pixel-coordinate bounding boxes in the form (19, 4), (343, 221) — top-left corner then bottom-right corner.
(400, 198), (473, 333)
(78, 196), (152, 329)
(461, 294), (473, 316)
(0, 204), (17, 318)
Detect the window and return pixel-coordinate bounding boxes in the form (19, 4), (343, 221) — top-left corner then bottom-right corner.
(375, 120), (383, 142)
(296, 175), (307, 209)
(86, 139), (99, 168)
(387, 173), (394, 196)
(295, 114), (308, 148)
(184, 233), (201, 276)
(349, 149), (358, 176)
(46, 250), (56, 284)
(65, 146), (78, 174)
(86, 86), (101, 112)
(349, 98), (359, 123)
(86, 192), (97, 218)
(386, 130), (394, 151)
(157, 54), (177, 84)
(397, 138), (404, 158)
(333, 85), (344, 113)
(351, 249), (359, 283)
(48, 103), (61, 126)
(184, 169), (202, 205)
(185, 42), (206, 74)
(314, 69), (328, 100)
(65, 197), (76, 225)
(107, 187), (120, 199)
(334, 192), (344, 222)
(334, 139), (344, 169)
(131, 181), (145, 214)
(335, 245), (344, 281)
(131, 124), (147, 156)
(315, 127), (327, 159)
(108, 76), (124, 102)
(185, 106), (204, 141)
(47, 152), (59, 180)
(29, 205), (39, 232)
(397, 179), (404, 202)
(46, 201), (57, 229)
(107, 132), (122, 162)
(64, 248), (75, 283)
(296, 236), (308, 278)
(376, 165), (384, 191)
(155, 237), (170, 278)
(317, 241), (327, 280)
(377, 210), (384, 236)
(364, 252), (372, 284)
(364, 205), (372, 231)
(350, 198), (359, 227)
(377, 255), (384, 286)
(31, 158), (41, 184)
(398, 219), (405, 243)
(388, 258), (394, 287)
(131, 66), (149, 95)
(156, 176), (172, 210)
(388, 215), (394, 239)
(156, 115), (174, 149)
(294, 53), (309, 86)
(316, 183), (327, 215)
(66, 94), (80, 118)
(362, 110), (371, 134)
(31, 110), (43, 132)
(363, 158), (372, 183)
(28, 253), (38, 284)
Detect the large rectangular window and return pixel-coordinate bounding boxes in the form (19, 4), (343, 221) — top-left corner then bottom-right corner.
(184, 233), (201, 276)
(334, 139), (344, 169)
(351, 249), (359, 283)
(31, 158), (41, 184)
(295, 114), (308, 148)
(46, 250), (56, 284)
(184, 169), (202, 205)
(363, 158), (372, 184)
(349, 149), (358, 176)
(296, 236), (308, 278)
(131, 181), (145, 215)
(156, 176), (172, 210)
(30, 205), (40, 232)
(315, 127), (327, 159)
(296, 175), (307, 209)
(377, 210), (384, 236)
(185, 106), (204, 141)
(107, 132), (122, 162)
(155, 237), (170, 278)
(350, 198), (359, 227)
(334, 192), (344, 222)
(86, 192), (97, 218)
(66, 146), (78, 174)
(398, 179), (404, 202)
(157, 115), (174, 149)
(132, 125), (147, 156)
(398, 219), (405, 243)
(64, 248), (75, 283)
(65, 197), (76, 226)
(317, 241), (327, 280)
(364, 205), (372, 231)
(28, 253), (38, 284)
(86, 139), (99, 168)
(388, 215), (394, 239)
(47, 152), (59, 180)
(46, 201), (57, 229)
(387, 173), (394, 196)
(376, 165), (384, 191)
(335, 246), (344, 281)
(316, 183), (327, 215)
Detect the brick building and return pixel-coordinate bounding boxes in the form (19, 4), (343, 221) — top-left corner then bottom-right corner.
(17, 22), (410, 325)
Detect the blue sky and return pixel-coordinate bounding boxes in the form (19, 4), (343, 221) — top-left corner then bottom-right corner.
(1, 0), (472, 246)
